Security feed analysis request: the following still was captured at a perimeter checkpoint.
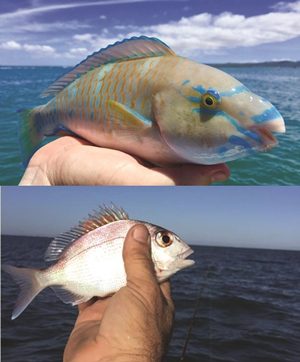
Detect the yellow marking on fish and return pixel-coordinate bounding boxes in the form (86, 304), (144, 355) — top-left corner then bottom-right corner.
(86, 73), (93, 119)
(139, 59), (155, 114)
(102, 69), (113, 131)
(75, 78), (82, 119)
(92, 70), (102, 123)
(128, 61), (138, 109)
(111, 65), (122, 100)
(94, 69), (105, 126)
(119, 62), (129, 104)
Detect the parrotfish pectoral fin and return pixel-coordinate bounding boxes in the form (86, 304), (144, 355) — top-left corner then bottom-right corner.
(19, 109), (44, 166)
(108, 100), (152, 129)
(2, 265), (45, 320)
(41, 36), (175, 98)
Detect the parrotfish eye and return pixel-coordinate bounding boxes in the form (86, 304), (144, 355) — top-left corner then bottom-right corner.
(202, 93), (218, 109)
(155, 231), (173, 248)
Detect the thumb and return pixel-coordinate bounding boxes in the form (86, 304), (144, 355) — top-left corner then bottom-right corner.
(123, 224), (157, 287)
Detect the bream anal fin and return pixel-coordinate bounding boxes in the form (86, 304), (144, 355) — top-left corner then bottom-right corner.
(51, 286), (90, 305)
(44, 204), (129, 265)
(41, 36), (175, 98)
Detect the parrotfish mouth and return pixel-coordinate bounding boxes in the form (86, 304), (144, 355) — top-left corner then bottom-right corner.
(250, 125), (278, 150)
(249, 116), (286, 151)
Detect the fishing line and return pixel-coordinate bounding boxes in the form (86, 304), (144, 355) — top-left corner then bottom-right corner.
(179, 268), (212, 361)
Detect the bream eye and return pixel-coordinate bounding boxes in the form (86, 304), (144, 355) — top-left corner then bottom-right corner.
(156, 232), (173, 247)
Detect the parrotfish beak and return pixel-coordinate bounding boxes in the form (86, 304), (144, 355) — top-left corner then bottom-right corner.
(228, 93), (286, 152)
(251, 99), (285, 132)
(248, 98), (285, 150)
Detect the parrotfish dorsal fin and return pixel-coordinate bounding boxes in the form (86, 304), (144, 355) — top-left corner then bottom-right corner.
(41, 36), (175, 98)
(44, 204), (129, 264)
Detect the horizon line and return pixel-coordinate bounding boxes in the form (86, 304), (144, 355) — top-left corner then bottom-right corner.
(1, 60), (299, 68)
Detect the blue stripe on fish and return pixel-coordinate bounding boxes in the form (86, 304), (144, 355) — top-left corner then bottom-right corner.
(217, 145), (229, 154)
(228, 135), (251, 149)
(220, 85), (248, 97)
(188, 96), (200, 103)
(251, 106), (281, 123)
(192, 85), (206, 95)
(207, 88), (221, 101)
(193, 107), (262, 144)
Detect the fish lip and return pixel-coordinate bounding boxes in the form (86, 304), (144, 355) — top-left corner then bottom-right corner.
(178, 248), (194, 260)
(249, 124), (279, 150)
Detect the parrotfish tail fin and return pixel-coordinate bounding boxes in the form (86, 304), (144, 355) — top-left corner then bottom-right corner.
(19, 109), (43, 166)
(2, 265), (45, 320)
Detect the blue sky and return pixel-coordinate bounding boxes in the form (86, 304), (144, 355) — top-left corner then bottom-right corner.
(0, 0), (299, 65)
(1, 187), (300, 250)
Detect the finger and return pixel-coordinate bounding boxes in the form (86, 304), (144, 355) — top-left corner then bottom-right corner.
(78, 296), (99, 312)
(123, 224), (157, 288)
(160, 281), (171, 300)
(20, 136), (230, 185)
(150, 163), (230, 185)
(76, 297), (111, 324)
(160, 281), (174, 308)
(19, 136), (91, 185)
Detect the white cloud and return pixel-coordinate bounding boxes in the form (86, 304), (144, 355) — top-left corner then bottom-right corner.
(99, 15), (107, 20)
(0, 40), (55, 54)
(70, 47), (88, 55)
(0, 40), (22, 50)
(271, 0), (300, 12)
(75, 2), (297, 56)
(143, 8), (300, 53)
(1, 0), (299, 64)
(70, 1), (300, 57)
(73, 33), (95, 42)
(23, 44), (55, 54)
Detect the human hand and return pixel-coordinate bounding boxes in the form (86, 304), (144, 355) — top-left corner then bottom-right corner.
(19, 136), (230, 185)
(63, 224), (174, 362)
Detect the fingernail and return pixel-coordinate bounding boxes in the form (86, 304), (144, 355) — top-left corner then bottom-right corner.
(133, 225), (150, 244)
(211, 171), (227, 183)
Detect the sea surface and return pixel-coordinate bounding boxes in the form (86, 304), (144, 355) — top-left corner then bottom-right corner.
(0, 65), (300, 185)
(2, 236), (300, 362)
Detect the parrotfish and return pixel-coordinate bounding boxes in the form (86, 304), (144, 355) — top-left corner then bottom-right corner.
(3, 205), (194, 320)
(20, 36), (285, 165)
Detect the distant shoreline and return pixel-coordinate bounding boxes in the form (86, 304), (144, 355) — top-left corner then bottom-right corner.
(0, 61), (299, 68)
(210, 60), (300, 67)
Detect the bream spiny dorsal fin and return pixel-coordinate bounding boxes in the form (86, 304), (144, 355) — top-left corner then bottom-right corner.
(41, 36), (175, 98)
(44, 204), (129, 264)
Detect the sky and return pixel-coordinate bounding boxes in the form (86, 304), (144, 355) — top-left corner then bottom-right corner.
(1, 187), (300, 250)
(0, 0), (299, 65)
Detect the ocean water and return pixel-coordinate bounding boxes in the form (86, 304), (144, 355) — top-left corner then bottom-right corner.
(2, 236), (300, 362)
(0, 65), (300, 185)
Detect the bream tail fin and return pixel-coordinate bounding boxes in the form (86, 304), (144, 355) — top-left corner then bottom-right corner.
(2, 264), (45, 320)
